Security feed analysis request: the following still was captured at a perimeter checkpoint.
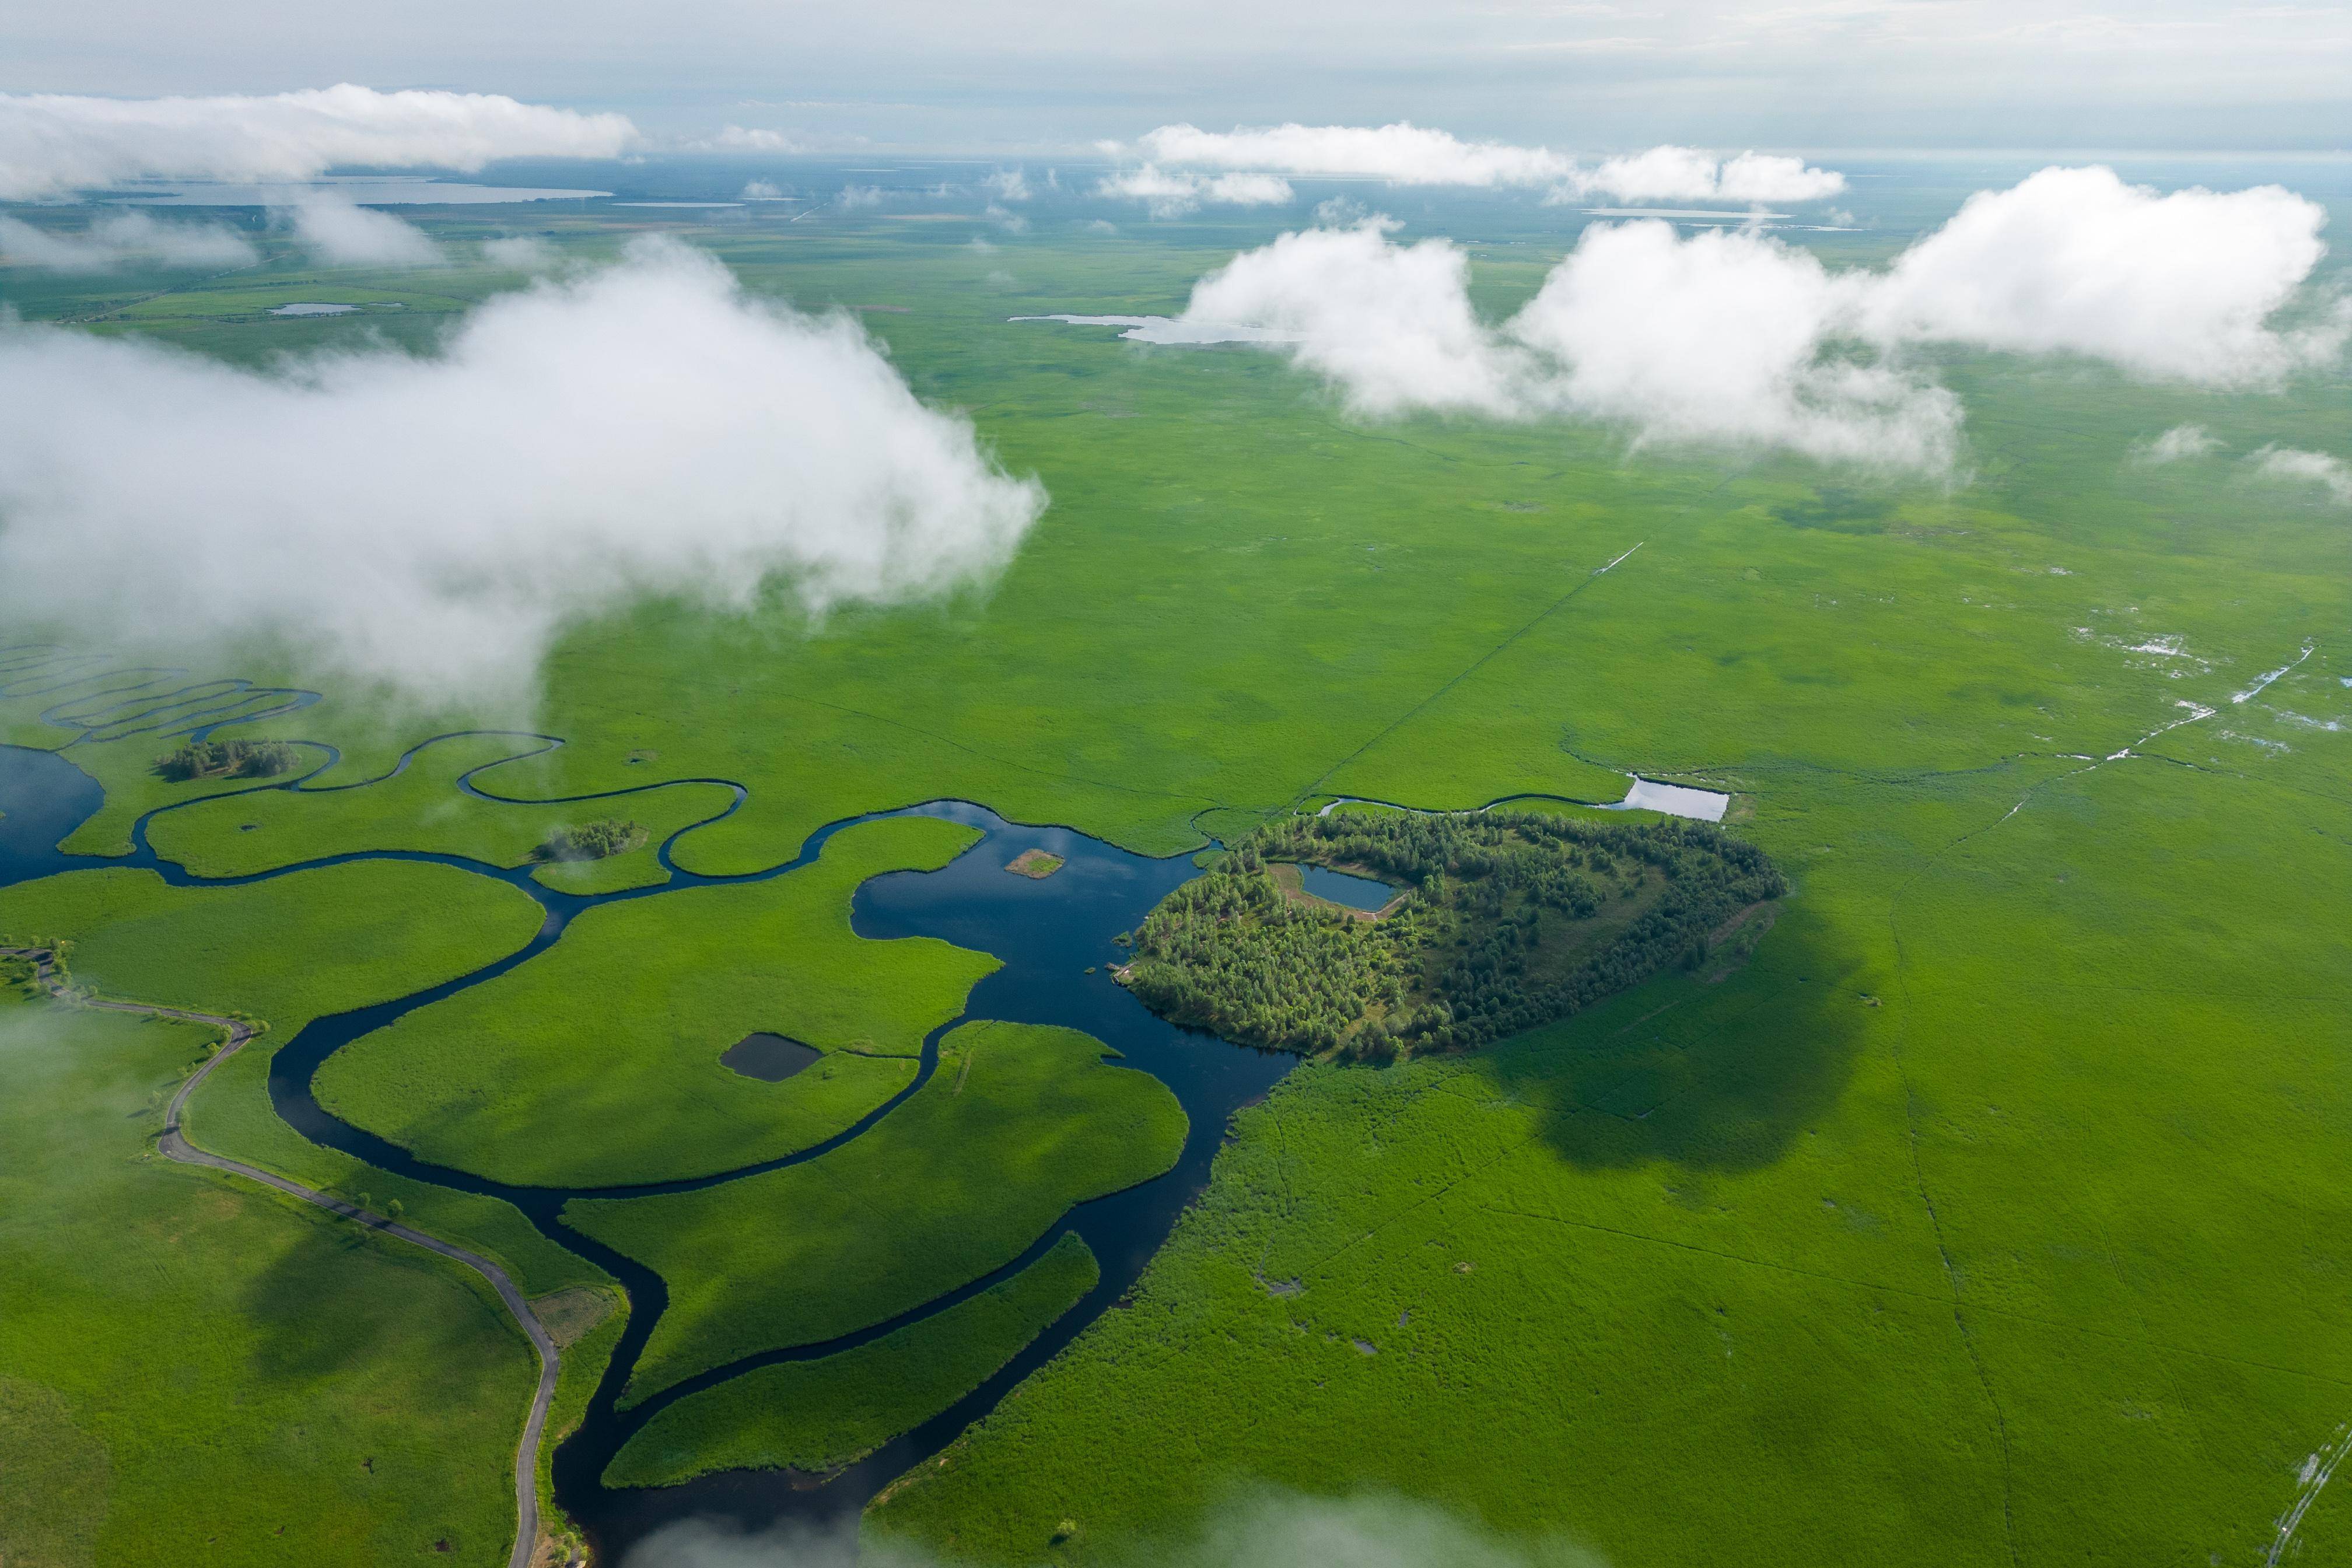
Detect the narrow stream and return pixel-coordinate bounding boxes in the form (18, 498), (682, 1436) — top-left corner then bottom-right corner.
(0, 736), (1292, 1562)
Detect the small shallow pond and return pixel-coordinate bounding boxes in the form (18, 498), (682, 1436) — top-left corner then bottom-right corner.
(719, 1032), (821, 1082)
(267, 303), (359, 316)
(1293, 863), (1402, 912)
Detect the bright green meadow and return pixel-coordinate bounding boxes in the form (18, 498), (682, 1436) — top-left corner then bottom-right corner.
(3, 169), (2348, 1567)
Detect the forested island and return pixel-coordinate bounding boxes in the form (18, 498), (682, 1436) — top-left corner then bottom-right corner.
(536, 818), (645, 862)
(1119, 808), (1784, 1059)
(153, 737), (300, 782)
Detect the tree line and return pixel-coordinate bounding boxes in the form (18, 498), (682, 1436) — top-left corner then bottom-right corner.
(1120, 807), (1785, 1060)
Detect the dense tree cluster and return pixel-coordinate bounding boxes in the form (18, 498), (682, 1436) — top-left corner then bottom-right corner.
(1121, 808), (1784, 1060)
(152, 737), (299, 782)
(537, 818), (643, 862)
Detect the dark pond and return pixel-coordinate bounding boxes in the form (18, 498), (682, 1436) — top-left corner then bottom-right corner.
(719, 1032), (821, 1082)
(1293, 862), (1402, 912)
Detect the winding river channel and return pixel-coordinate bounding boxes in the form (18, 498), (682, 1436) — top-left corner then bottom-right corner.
(0, 678), (1293, 1563)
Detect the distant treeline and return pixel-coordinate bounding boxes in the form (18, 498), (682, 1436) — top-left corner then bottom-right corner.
(1121, 808), (1784, 1059)
(153, 738), (299, 782)
(537, 818), (644, 862)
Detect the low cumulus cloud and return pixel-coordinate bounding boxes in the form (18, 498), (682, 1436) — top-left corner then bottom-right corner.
(982, 168), (1032, 202)
(278, 191), (440, 267)
(2131, 424), (2221, 464)
(1160, 166), (2339, 471)
(0, 238), (1045, 705)
(2248, 446), (2352, 506)
(1119, 122), (1844, 205)
(1859, 166), (2339, 383)
(1098, 166), (1296, 218)
(480, 234), (559, 271)
(0, 210), (256, 273)
(701, 126), (807, 153)
(0, 85), (635, 200)
(624, 1492), (1604, 1568)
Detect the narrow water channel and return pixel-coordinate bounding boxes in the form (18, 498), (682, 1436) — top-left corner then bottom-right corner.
(0, 739), (1292, 1562)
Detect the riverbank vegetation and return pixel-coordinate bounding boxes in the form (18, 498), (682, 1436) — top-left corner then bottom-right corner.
(1122, 811), (1783, 1058)
(568, 1021), (1184, 1404)
(606, 1233), (1098, 1488)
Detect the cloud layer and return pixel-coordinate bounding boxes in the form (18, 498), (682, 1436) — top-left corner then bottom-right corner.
(1164, 167), (2339, 469)
(1121, 123), (1846, 205)
(0, 85), (636, 200)
(0, 210), (257, 273)
(0, 239), (1045, 703)
(279, 191), (441, 267)
(1098, 166), (1296, 217)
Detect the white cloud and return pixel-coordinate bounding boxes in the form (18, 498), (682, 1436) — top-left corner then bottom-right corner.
(1157, 166), (2337, 471)
(1180, 220), (1521, 416)
(0, 238), (1045, 705)
(1860, 166), (2336, 384)
(1570, 145), (1847, 204)
(622, 1490), (1601, 1568)
(1509, 220), (1958, 467)
(741, 180), (788, 201)
(1125, 122), (1845, 205)
(1097, 165), (1295, 218)
(982, 168), (1031, 202)
(279, 191), (440, 267)
(2131, 424), (2220, 464)
(0, 85), (635, 201)
(2248, 446), (2352, 505)
(1136, 121), (1576, 187)
(481, 234), (559, 271)
(0, 210), (256, 273)
(701, 125), (804, 153)
(836, 184), (883, 209)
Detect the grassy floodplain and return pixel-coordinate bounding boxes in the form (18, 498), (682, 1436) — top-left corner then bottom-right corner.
(606, 1231), (1100, 1488)
(3, 170), (2349, 1564)
(315, 814), (991, 1187)
(0, 859), (603, 1299)
(570, 1021), (1186, 1403)
(0, 989), (532, 1566)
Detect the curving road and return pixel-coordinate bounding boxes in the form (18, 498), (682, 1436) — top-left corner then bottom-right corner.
(4, 947), (561, 1568)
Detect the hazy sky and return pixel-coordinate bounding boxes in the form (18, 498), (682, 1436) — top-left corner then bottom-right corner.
(6, 1), (2348, 153)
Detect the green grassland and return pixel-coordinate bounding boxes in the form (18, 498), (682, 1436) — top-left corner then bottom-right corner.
(0, 992), (533, 1566)
(0, 860), (601, 1297)
(314, 814), (989, 1187)
(606, 1231), (1099, 1488)
(569, 1021), (1186, 1404)
(143, 730), (737, 892)
(4, 191), (2348, 1563)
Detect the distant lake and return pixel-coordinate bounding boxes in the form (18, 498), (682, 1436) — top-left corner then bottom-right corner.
(267, 303), (359, 316)
(107, 177), (609, 206)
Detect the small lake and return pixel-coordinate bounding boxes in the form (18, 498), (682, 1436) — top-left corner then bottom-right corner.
(1293, 863), (1402, 912)
(267, 303), (359, 316)
(719, 1032), (821, 1082)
